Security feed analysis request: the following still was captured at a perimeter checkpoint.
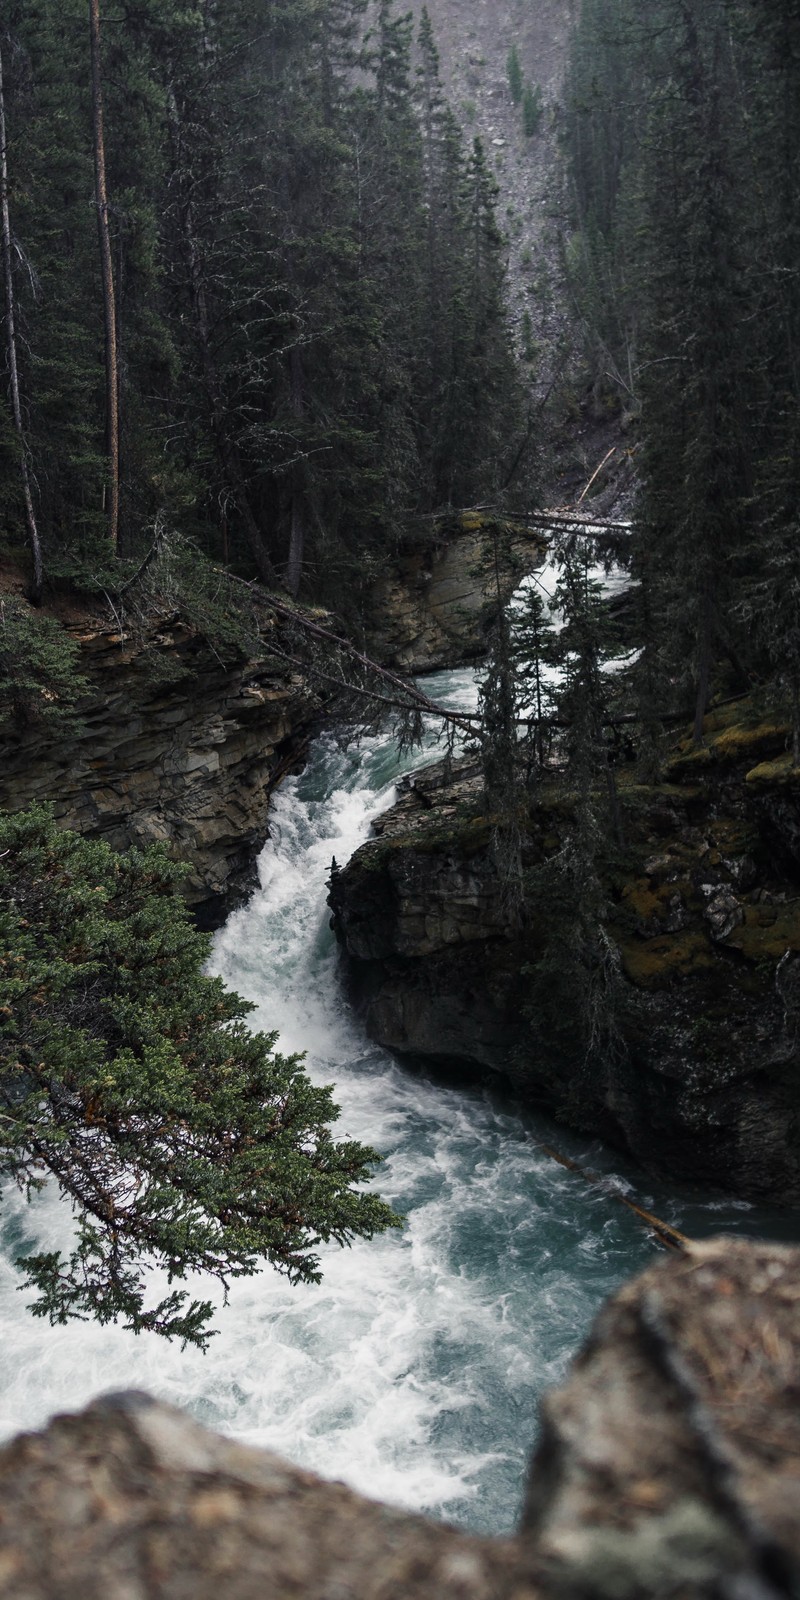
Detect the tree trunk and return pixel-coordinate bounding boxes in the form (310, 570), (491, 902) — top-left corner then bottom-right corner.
(0, 40), (43, 601)
(286, 346), (305, 598)
(89, 0), (120, 553)
(693, 581), (714, 745)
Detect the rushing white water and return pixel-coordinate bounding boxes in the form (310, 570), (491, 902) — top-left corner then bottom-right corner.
(0, 664), (795, 1535)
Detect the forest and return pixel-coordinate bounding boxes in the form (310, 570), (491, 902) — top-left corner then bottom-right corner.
(0, 0), (526, 612)
(562, 0), (800, 753)
(0, 0), (799, 1340)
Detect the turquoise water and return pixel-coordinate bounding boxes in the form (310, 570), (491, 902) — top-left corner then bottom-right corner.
(0, 666), (795, 1535)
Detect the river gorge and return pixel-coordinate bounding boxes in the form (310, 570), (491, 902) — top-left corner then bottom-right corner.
(0, 662), (795, 1539)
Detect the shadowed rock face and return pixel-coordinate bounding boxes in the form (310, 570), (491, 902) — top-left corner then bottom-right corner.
(363, 517), (546, 674)
(328, 718), (800, 1205)
(0, 517), (543, 920)
(0, 1241), (797, 1599)
(0, 612), (317, 928)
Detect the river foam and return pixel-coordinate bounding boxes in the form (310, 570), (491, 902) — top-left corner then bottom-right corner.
(0, 667), (794, 1534)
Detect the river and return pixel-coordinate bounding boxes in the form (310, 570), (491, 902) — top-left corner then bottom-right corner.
(0, 663), (795, 1536)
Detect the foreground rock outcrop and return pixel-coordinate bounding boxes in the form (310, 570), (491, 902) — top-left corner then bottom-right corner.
(0, 1240), (798, 1598)
(329, 704), (800, 1203)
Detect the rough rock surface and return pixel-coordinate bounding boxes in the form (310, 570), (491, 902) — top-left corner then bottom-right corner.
(363, 515), (546, 672)
(0, 612), (316, 927)
(0, 516), (543, 917)
(329, 707), (800, 1203)
(0, 1241), (798, 1599)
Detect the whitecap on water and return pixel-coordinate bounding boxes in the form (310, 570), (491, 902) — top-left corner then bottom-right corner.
(0, 660), (793, 1534)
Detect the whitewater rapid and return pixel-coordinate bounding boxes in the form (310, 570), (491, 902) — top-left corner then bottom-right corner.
(0, 665), (791, 1534)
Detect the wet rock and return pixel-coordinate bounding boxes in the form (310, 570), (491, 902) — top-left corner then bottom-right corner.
(700, 887), (744, 943)
(329, 719), (800, 1203)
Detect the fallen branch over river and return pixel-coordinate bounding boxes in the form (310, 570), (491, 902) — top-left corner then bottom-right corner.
(535, 1141), (693, 1254)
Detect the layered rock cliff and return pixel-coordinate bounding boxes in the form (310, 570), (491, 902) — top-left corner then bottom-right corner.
(363, 514), (546, 673)
(0, 517), (540, 921)
(0, 607), (318, 927)
(0, 1239), (797, 1599)
(329, 704), (800, 1203)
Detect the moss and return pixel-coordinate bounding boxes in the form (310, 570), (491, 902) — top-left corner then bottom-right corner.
(665, 709), (790, 778)
(746, 752), (800, 789)
(618, 930), (715, 988)
(727, 903), (800, 962)
(707, 816), (756, 855)
(621, 875), (694, 925)
(622, 880), (664, 921)
(712, 718), (789, 758)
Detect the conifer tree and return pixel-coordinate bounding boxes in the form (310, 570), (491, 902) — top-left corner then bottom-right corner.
(89, 0), (119, 551)
(507, 44), (523, 106)
(0, 806), (400, 1345)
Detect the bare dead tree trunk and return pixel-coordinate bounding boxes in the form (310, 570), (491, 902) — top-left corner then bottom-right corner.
(89, 0), (120, 553)
(0, 38), (43, 601)
(286, 345), (305, 598)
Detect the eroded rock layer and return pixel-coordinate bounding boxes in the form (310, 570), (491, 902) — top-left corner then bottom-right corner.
(363, 515), (546, 672)
(0, 612), (316, 927)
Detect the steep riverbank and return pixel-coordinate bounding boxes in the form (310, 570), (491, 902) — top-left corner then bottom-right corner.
(0, 517), (544, 924)
(0, 598), (318, 928)
(329, 700), (800, 1205)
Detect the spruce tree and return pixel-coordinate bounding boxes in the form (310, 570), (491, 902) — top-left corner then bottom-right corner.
(0, 806), (399, 1346)
(507, 44), (523, 106)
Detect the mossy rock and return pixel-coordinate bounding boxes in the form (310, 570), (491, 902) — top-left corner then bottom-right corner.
(727, 902), (800, 963)
(621, 875), (693, 925)
(665, 708), (790, 779)
(618, 929), (716, 988)
(746, 752), (800, 790)
(707, 816), (757, 855)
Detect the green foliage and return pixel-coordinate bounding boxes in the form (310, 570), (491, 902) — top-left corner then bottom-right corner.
(0, 598), (87, 731)
(563, 0), (800, 743)
(0, 806), (400, 1346)
(482, 548), (630, 1076)
(522, 83), (543, 138)
(521, 309), (537, 364)
(507, 44), (524, 106)
(1, 0), (526, 608)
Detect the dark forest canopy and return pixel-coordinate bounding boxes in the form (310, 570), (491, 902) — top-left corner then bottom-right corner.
(562, 0), (800, 745)
(0, 0), (529, 612)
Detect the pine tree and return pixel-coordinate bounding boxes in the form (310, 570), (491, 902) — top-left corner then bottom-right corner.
(0, 32), (42, 596)
(507, 43), (523, 106)
(522, 83), (543, 138)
